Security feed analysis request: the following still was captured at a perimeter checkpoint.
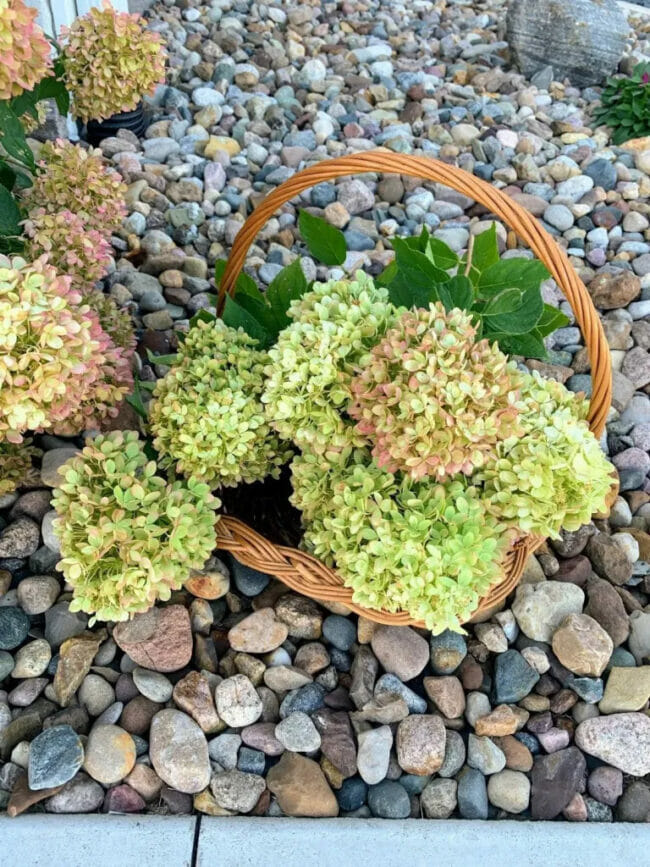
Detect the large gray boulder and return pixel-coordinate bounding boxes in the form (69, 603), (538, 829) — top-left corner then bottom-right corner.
(506, 0), (630, 87)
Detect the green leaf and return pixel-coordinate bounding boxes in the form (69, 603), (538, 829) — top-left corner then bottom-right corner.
(390, 237), (448, 306)
(0, 103), (35, 171)
(375, 259), (398, 290)
(233, 290), (280, 339)
(34, 75), (70, 116)
(266, 258), (308, 328)
(535, 304), (570, 338)
(298, 209), (347, 265)
(471, 224), (500, 272)
(477, 258), (549, 297)
(145, 349), (180, 366)
(214, 259), (258, 298)
(0, 185), (21, 236)
(482, 285), (543, 335)
(0, 161), (16, 191)
(188, 309), (217, 329)
(482, 288), (527, 317)
(125, 378), (149, 420)
(428, 237), (459, 270)
(437, 275), (474, 312)
(222, 295), (272, 347)
(493, 332), (548, 359)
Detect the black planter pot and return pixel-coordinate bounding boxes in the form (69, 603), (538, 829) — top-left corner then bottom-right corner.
(81, 103), (146, 146)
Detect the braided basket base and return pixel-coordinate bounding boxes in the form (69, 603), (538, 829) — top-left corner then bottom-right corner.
(215, 516), (543, 628)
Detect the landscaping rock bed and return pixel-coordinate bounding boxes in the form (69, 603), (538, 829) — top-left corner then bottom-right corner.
(1, 0), (650, 822)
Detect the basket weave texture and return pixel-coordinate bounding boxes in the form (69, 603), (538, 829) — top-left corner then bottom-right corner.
(215, 151), (613, 628)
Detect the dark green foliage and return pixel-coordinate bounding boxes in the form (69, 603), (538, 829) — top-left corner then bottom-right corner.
(592, 62), (650, 145)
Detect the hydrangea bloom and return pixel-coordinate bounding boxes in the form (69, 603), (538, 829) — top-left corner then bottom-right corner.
(151, 319), (291, 488)
(23, 140), (127, 240)
(24, 209), (113, 293)
(262, 273), (399, 461)
(60, 2), (166, 123)
(0, 0), (52, 100)
(291, 448), (513, 634)
(0, 255), (130, 442)
(478, 371), (612, 538)
(349, 303), (524, 480)
(0, 439), (41, 495)
(52, 431), (220, 624)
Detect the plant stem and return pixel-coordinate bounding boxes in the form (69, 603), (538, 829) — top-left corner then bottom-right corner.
(464, 234), (475, 277)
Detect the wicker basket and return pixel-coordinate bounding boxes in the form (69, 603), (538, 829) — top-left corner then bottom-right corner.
(214, 151), (613, 628)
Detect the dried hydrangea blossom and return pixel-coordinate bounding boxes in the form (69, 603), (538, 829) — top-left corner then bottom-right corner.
(23, 140), (127, 240)
(52, 431), (220, 623)
(0, 0), (52, 100)
(24, 209), (113, 293)
(349, 303), (524, 480)
(151, 319), (291, 488)
(0, 255), (130, 442)
(60, 2), (166, 123)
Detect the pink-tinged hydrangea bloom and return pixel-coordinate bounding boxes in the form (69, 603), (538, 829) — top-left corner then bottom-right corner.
(60, 1), (166, 123)
(0, 0), (52, 100)
(23, 209), (112, 293)
(23, 140), (127, 240)
(0, 255), (130, 443)
(348, 303), (524, 481)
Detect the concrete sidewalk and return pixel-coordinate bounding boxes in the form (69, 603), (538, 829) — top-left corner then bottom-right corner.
(1, 815), (648, 867)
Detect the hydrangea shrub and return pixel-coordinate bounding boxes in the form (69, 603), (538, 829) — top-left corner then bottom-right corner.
(0, 438), (41, 495)
(0, 0), (52, 100)
(150, 319), (291, 488)
(0, 255), (130, 442)
(349, 303), (524, 480)
(23, 140), (127, 240)
(60, 2), (166, 123)
(52, 431), (220, 623)
(24, 209), (113, 292)
(262, 272), (398, 460)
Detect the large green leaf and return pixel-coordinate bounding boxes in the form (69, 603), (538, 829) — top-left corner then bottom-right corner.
(477, 258), (549, 297)
(471, 223), (500, 272)
(0, 185), (22, 236)
(492, 331), (548, 360)
(438, 275), (474, 312)
(266, 258), (308, 328)
(222, 295), (272, 348)
(0, 103), (35, 171)
(390, 237), (448, 305)
(535, 304), (570, 337)
(482, 285), (543, 335)
(298, 209), (347, 265)
(234, 290), (281, 339)
(428, 237), (459, 270)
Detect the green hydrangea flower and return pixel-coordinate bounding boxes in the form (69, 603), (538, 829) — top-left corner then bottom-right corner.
(52, 431), (220, 623)
(262, 272), (399, 462)
(478, 371), (612, 538)
(290, 448), (513, 634)
(150, 319), (291, 488)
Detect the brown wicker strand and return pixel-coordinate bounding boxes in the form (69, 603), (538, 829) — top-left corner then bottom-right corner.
(214, 151), (613, 628)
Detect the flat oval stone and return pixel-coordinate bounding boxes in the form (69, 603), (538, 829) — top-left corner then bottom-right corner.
(28, 725), (84, 790)
(575, 713), (650, 775)
(83, 725), (136, 786)
(0, 608), (30, 651)
(113, 606), (192, 673)
(150, 709), (210, 794)
(371, 626), (429, 681)
(228, 609), (288, 654)
(216, 675), (263, 728)
(132, 667), (173, 703)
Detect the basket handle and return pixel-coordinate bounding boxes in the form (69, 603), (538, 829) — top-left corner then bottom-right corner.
(219, 150), (611, 437)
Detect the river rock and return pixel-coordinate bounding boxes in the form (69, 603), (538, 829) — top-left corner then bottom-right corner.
(216, 674), (263, 727)
(599, 666), (650, 713)
(370, 626), (429, 681)
(512, 583), (584, 642)
(531, 747), (586, 819)
(54, 632), (103, 707)
(396, 715), (446, 775)
(266, 752), (338, 817)
(28, 726), (84, 790)
(552, 614), (613, 676)
(228, 608), (289, 654)
(113, 606), (192, 672)
(487, 769), (531, 814)
(210, 770), (266, 813)
(83, 725), (136, 786)
(150, 709), (211, 793)
(575, 713), (650, 775)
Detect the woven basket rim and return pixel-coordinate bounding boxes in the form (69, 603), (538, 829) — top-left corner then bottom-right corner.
(215, 151), (613, 628)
